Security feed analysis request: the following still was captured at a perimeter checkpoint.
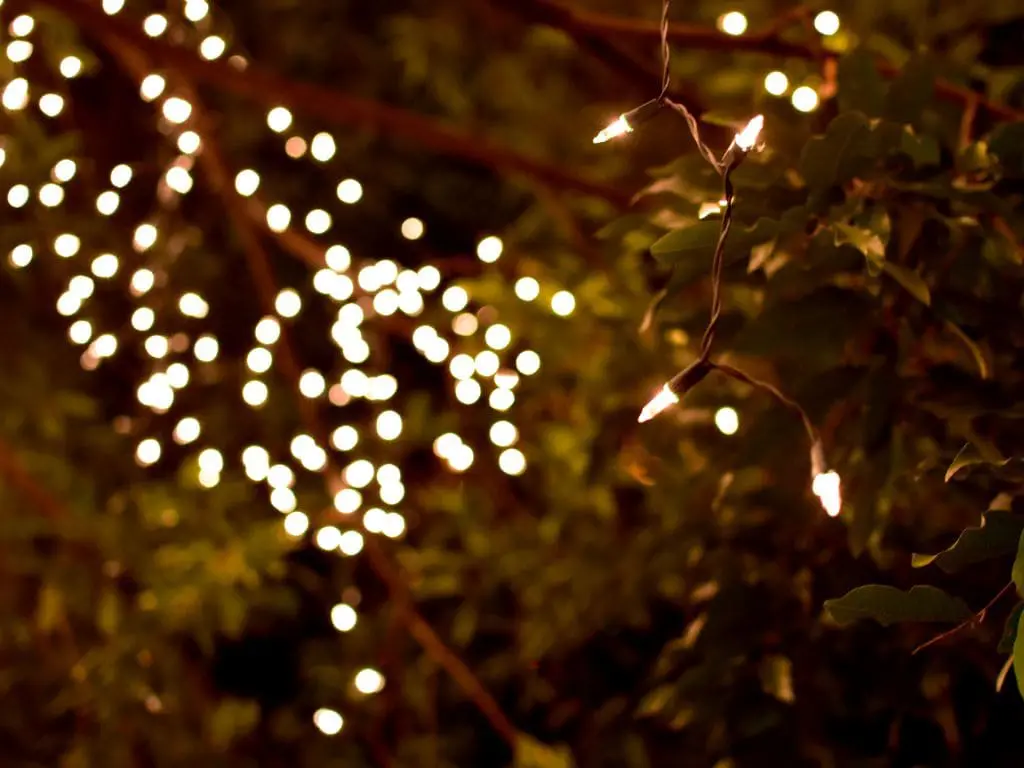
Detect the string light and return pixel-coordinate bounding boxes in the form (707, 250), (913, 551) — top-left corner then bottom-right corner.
(791, 86), (820, 113)
(313, 709), (343, 736)
(813, 11), (840, 36)
(592, 98), (660, 144)
(718, 11), (748, 36)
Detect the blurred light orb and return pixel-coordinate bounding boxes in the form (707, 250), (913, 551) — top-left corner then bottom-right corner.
(551, 290), (576, 316)
(337, 178), (363, 204)
(313, 708), (343, 735)
(718, 11), (748, 36)
(330, 604), (357, 632)
(514, 276), (540, 301)
(354, 668), (385, 694)
(499, 448), (527, 475)
(764, 71), (789, 96)
(714, 406), (740, 435)
(814, 10), (840, 36)
(476, 235), (503, 263)
(791, 86), (820, 113)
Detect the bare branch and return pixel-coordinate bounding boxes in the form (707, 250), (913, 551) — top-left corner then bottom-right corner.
(28, 0), (629, 209)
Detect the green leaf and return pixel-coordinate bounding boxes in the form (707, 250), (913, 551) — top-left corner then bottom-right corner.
(1013, 609), (1024, 699)
(833, 222), (886, 267)
(945, 442), (1010, 481)
(824, 585), (971, 626)
(837, 49), (886, 116)
(799, 111), (873, 192)
(650, 217), (778, 262)
(912, 510), (1024, 572)
(1013, 532), (1024, 597)
(881, 262), (931, 305)
(999, 602), (1024, 653)
(515, 734), (575, 768)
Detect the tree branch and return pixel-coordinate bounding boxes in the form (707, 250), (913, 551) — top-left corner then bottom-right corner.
(97, 38), (522, 742)
(912, 581), (1015, 655)
(28, 0), (629, 209)
(524, 0), (1022, 123)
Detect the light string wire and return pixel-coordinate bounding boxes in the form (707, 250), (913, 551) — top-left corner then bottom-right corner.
(593, 0), (843, 517)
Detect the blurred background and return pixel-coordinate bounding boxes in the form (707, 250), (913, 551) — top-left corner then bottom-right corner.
(1, 0), (1023, 765)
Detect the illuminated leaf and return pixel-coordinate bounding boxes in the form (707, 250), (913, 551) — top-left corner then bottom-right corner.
(824, 585), (970, 626)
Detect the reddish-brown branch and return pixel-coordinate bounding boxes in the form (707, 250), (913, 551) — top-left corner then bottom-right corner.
(521, 0), (1022, 123)
(28, 0), (629, 209)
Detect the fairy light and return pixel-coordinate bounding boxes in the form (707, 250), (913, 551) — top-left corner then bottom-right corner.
(718, 11), (748, 35)
(593, 99), (660, 144)
(267, 106), (293, 133)
(3, 78), (29, 111)
(9, 245), (33, 268)
(764, 71), (789, 96)
(102, 0), (125, 13)
(330, 604), (357, 632)
(59, 56), (83, 78)
(143, 13), (168, 37)
(136, 438), (162, 466)
(336, 179), (363, 204)
(401, 217), (424, 240)
(313, 709), (343, 736)
(68, 320), (92, 344)
(339, 530), (364, 556)
(162, 97), (192, 124)
(7, 40), (33, 63)
(54, 234), (81, 258)
(305, 209), (331, 234)
(714, 406), (739, 435)
(242, 380), (269, 406)
(10, 14), (35, 36)
(814, 11), (840, 36)
(354, 669), (384, 695)
(484, 324), (512, 350)
(275, 289), (302, 317)
(39, 93), (65, 116)
(310, 132), (336, 161)
(476, 236), (503, 263)
(515, 350), (540, 375)
(550, 290), (576, 316)
(199, 36), (227, 60)
(131, 268), (156, 294)
(235, 169), (260, 196)
(39, 184), (64, 207)
(8, 185), (29, 207)
(177, 131), (202, 155)
(134, 223), (158, 251)
(140, 74), (166, 101)
(111, 165), (133, 188)
(284, 512), (309, 537)
(194, 335), (219, 362)
(498, 448), (526, 475)
(514, 277), (540, 301)
(96, 191), (120, 215)
(791, 86), (819, 113)
(184, 0), (210, 22)
(266, 204), (292, 232)
(452, 313), (478, 336)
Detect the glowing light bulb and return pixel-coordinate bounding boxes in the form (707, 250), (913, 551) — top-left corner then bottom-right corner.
(718, 11), (748, 36)
(310, 132), (336, 161)
(814, 11), (840, 36)
(638, 384), (679, 423)
(551, 290), (576, 316)
(791, 86), (819, 113)
(331, 604), (357, 632)
(401, 217), (424, 240)
(733, 115), (764, 153)
(515, 277), (540, 301)
(275, 289), (301, 318)
(96, 191), (119, 215)
(337, 179), (363, 204)
(140, 74), (166, 101)
(354, 668), (384, 694)
(235, 169), (259, 196)
(39, 93), (64, 116)
(59, 56), (83, 78)
(199, 36), (226, 60)
(593, 115), (633, 144)
(813, 470), (842, 516)
(313, 709), (343, 736)
(764, 71), (789, 96)
(499, 448), (526, 475)
(143, 13), (168, 37)
(267, 106), (292, 133)
(111, 164), (133, 188)
(714, 407), (739, 435)
(284, 511), (309, 537)
(477, 235), (503, 263)
(162, 97), (192, 124)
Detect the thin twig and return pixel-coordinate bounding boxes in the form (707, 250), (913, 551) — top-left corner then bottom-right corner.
(26, 0), (629, 209)
(912, 581), (1015, 655)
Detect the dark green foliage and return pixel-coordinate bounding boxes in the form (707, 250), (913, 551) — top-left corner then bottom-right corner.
(2, 0), (1024, 766)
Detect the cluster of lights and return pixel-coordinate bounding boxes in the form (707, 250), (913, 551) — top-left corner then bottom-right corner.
(0, 2), (457, 738)
(594, 0), (843, 518)
(711, 9), (843, 113)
